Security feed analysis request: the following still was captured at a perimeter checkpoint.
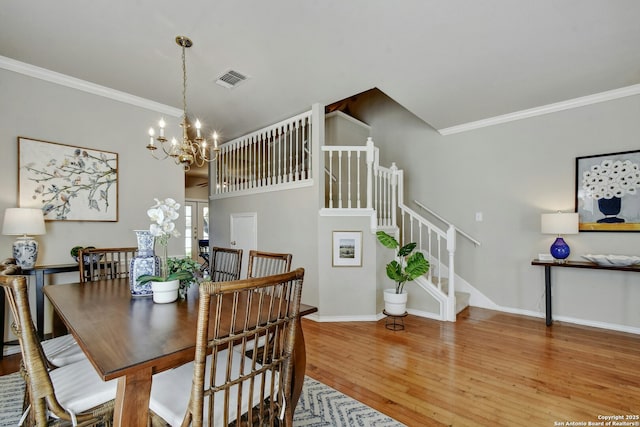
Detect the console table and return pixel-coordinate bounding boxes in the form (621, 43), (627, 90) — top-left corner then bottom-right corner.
(531, 259), (640, 326)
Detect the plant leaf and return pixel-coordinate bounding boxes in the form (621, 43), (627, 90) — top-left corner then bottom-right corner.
(386, 260), (404, 282)
(397, 242), (417, 257)
(137, 274), (164, 284)
(376, 231), (399, 249)
(405, 252), (430, 280)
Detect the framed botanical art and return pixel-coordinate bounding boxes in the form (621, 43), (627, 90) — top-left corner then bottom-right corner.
(332, 231), (362, 267)
(575, 149), (640, 231)
(18, 137), (119, 221)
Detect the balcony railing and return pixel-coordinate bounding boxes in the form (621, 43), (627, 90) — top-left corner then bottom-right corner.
(212, 110), (313, 197)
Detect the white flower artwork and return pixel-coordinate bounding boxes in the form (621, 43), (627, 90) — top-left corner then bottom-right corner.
(576, 150), (640, 231)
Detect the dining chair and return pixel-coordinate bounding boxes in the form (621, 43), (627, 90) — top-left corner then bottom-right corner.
(149, 268), (305, 427)
(0, 259), (83, 368)
(239, 250), (294, 358)
(78, 246), (138, 282)
(209, 246), (243, 282)
(246, 250), (292, 278)
(0, 274), (117, 426)
(198, 239), (210, 274)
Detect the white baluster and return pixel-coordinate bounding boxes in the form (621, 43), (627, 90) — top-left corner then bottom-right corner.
(347, 151), (352, 208)
(328, 151), (334, 208)
(356, 151), (361, 208)
(293, 120), (300, 181)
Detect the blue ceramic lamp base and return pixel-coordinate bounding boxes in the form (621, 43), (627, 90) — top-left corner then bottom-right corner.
(550, 236), (570, 263)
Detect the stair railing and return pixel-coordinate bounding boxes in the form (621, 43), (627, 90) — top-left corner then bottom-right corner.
(212, 110), (313, 197)
(321, 137), (459, 320)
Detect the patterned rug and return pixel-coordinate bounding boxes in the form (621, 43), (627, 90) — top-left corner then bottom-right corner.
(0, 373), (404, 427)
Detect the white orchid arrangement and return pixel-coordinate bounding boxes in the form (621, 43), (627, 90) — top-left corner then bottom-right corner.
(582, 159), (640, 200)
(138, 198), (192, 284)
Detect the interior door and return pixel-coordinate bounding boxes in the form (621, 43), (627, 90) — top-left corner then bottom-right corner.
(230, 212), (257, 278)
(185, 200), (209, 262)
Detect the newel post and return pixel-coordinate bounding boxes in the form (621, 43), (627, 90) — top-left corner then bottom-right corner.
(365, 137), (374, 209)
(391, 163), (399, 228)
(446, 225), (457, 320)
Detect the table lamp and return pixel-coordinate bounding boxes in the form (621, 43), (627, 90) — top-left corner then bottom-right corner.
(541, 212), (579, 263)
(2, 207), (46, 269)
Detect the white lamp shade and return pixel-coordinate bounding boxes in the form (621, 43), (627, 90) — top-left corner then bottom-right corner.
(2, 208), (46, 236)
(541, 212), (579, 235)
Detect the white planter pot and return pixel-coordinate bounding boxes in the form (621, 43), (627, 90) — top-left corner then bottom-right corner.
(383, 288), (408, 315)
(151, 280), (179, 304)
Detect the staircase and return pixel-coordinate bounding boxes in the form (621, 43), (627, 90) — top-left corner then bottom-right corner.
(212, 107), (475, 321)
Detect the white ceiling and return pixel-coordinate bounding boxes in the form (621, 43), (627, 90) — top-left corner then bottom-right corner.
(2, 1), (640, 141)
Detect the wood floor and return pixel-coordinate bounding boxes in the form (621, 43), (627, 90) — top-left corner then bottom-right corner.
(2, 307), (639, 426)
(302, 307), (640, 427)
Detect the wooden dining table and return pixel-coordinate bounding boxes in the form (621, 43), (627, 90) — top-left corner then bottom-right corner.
(44, 278), (317, 427)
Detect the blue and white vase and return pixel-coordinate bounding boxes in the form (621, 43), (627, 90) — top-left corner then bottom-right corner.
(129, 230), (160, 297)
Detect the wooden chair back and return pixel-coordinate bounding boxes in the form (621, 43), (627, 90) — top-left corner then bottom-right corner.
(246, 250), (292, 279)
(78, 247), (137, 282)
(210, 246), (243, 282)
(186, 268), (305, 426)
(0, 275), (114, 425)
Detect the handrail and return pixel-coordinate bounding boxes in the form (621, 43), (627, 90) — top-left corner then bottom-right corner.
(413, 200), (481, 247)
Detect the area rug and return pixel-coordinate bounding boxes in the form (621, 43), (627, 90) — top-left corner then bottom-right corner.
(0, 373), (404, 427)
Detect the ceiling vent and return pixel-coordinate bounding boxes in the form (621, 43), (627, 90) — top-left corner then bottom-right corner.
(215, 69), (248, 89)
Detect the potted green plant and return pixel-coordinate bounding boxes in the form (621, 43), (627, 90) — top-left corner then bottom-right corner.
(376, 230), (430, 315)
(69, 245), (99, 263)
(166, 257), (203, 298)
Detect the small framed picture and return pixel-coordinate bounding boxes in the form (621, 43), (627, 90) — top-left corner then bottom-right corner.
(332, 231), (362, 267)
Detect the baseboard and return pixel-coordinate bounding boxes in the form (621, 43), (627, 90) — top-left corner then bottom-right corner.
(303, 313), (380, 322)
(494, 305), (640, 335)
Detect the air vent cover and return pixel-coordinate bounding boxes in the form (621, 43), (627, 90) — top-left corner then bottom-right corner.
(216, 70), (248, 89)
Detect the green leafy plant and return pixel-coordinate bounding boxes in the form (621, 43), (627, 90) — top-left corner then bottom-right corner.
(69, 245), (95, 262)
(165, 257), (203, 296)
(376, 230), (430, 294)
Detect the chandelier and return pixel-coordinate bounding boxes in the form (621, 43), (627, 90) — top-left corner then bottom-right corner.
(146, 36), (219, 171)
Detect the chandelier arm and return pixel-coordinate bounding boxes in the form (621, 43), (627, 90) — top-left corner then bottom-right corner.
(148, 147), (170, 161)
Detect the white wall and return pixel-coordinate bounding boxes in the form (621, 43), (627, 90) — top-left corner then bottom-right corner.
(1, 68), (185, 337)
(349, 90), (640, 331)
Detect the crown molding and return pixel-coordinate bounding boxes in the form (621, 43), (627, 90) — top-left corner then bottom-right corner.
(438, 83), (640, 136)
(0, 55), (182, 117)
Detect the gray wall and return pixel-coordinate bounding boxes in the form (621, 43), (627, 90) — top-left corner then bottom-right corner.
(210, 186), (320, 307)
(349, 90), (640, 331)
(1, 68), (185, 337)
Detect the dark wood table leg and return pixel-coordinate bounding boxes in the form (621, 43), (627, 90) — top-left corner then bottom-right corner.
(544, 265), (552, 326)
(291, 317), (307, 411)
(0, 288), (5, 359)
(35, 269), (46, 340)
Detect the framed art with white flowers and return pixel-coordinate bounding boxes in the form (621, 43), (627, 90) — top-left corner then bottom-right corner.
(575, 149), (640, 231)
(18, 137), (119, 221)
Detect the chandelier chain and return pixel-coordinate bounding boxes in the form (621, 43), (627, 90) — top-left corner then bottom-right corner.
(181, 42), (188, 122)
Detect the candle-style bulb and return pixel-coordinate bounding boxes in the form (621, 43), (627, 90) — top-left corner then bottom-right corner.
(158, 118), (166, 138)
(213, 132), (218, 148)
(195, 119), (202, 138)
